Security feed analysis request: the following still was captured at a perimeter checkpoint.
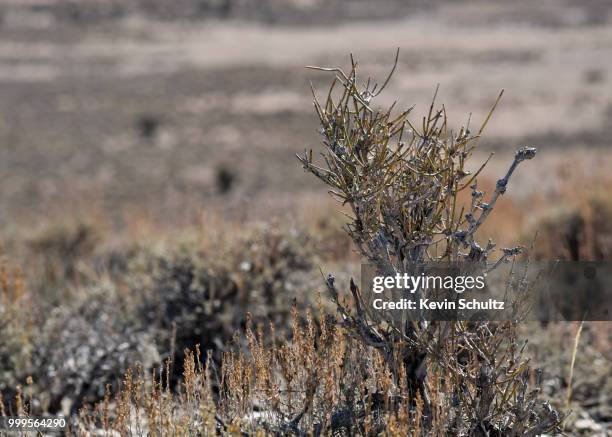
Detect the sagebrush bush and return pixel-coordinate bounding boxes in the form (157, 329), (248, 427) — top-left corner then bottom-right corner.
(31, 281), (160, 415)
(0, 264), (32, 404)
(528, 193), (612, 261)
(0, 223), (319, 418)
(133, 225), (316, 382)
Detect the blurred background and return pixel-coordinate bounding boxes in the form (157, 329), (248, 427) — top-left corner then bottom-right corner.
(0, 0), (610, 431)
(0, 0), (611, 229)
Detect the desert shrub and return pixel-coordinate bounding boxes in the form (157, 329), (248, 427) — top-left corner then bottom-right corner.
(132, 225), (316, 382)
(29, 281), (160, 415)
(0, 265), (159, 416)
(136, 114), (161, 140)
(293, 53), (565, 434)
(27, 221), (101, 300)
(0, 222), (319, 417)
(215, 165), (237, 194)
(527, 193), (612, 261)
(0, 264), (32, 402)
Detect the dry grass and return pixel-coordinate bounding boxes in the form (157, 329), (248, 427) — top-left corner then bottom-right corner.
(72, 306), (565, 435)
(0, 203), (609, 434)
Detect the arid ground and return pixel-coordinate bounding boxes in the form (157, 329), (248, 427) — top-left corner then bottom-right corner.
(0, 0), (610, 434)
(1, 0), (612, 225)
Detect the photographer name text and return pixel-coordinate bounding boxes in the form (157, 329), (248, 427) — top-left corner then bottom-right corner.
(371, 273), (505, 311)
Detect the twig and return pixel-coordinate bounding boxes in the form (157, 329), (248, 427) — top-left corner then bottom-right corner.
(565, 321), (583, 409)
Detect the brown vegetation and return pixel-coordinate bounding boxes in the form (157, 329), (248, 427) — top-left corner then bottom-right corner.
(0, 2), (611, 433)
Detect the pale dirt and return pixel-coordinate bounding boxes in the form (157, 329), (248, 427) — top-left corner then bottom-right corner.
(0, 0), (611, 225)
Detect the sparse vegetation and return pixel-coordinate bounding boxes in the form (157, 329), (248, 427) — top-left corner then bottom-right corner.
(293, 54), (564, 435)
(1, 2), (612, 433)
(527, 193), (612, 261)
(1, 55), (581, 436)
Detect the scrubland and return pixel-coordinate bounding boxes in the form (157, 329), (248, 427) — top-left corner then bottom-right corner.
(0, 0), (611, 435)
(2, 182), (610, 434)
